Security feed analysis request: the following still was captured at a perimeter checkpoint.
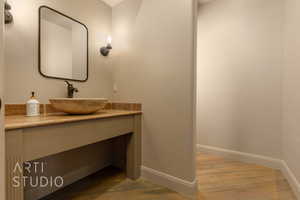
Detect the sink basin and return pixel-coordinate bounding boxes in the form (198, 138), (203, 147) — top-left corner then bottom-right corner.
(49, 98), (108, 115)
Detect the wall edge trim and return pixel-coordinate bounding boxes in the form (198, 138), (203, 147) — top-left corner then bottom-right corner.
(197, 144), (282, 169)
(141, 166), (198, 199)
(280, 160), (300, 200)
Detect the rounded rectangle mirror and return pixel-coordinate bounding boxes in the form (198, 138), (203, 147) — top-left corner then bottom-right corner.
(39, 6), (88, 82)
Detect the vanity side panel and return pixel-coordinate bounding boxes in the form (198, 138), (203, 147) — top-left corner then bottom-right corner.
(6, 129), (24, 200)
(23, 116), (134, 162)
(126, 114), (142, 179)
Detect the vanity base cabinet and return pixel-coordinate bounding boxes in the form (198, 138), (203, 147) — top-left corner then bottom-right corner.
(6, 129), (24, 200)
(5, 115), (142, 200)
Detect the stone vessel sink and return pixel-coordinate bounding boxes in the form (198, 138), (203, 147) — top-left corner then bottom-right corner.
(49, 98), (108, 115)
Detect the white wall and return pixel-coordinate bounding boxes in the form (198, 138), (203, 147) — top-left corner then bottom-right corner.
(5, 0), (113, 103)
(283, 0), (300, 185)
(112, 0), (196, 186)
(197, 0), (283, 159)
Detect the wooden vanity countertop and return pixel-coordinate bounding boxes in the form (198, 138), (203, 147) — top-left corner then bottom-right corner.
(5, 110), (142, 131)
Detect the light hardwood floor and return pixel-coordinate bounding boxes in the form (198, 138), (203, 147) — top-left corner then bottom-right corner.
(41, 167), (186, 200)
(197, 152), (296, 200)
(41, 153), (296, 200)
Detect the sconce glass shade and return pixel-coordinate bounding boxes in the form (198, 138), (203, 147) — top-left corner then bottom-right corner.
(107, 36), (112, 45)
(100, 36), (112, 56)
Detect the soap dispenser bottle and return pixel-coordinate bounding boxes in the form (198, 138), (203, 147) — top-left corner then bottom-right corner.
(26, 92), (40, 117)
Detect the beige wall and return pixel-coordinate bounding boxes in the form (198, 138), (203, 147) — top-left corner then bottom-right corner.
(0, 0), (5, 198)
(4, 0), (198, 197)
(112, 0), (196, 182)
(197, 0), (283, 158)
(283, 0), (300, 183)
(5, 0), (113, 103)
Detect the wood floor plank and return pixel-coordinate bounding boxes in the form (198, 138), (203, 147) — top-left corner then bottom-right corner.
(41, 153), (296, 200)
(197, 152), (297, 200)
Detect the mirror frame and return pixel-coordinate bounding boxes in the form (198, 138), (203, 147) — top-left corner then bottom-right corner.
(38, 6), (89, 82)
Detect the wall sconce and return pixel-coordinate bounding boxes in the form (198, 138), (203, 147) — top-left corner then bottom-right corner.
(5, 1), (13, 24)
(100, 36), (112, 56)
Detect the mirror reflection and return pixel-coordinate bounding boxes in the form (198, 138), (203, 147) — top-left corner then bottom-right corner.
(39, 6), (88, 82)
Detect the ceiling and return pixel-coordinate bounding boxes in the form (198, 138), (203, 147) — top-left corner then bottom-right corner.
(101, 0), (125, 7)
(198, 0), (215, 4)
(102, 0), (214, 7)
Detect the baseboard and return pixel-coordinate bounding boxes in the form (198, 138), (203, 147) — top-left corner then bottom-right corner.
(280, 161), (300, 200)
(198, 144), (300, 200)
(141, 166), (198, 199)
(197, 144), (282, 169)
(25, 162), (111, 200)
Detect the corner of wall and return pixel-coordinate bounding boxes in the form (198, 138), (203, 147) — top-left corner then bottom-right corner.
(141, 166), (198, 199)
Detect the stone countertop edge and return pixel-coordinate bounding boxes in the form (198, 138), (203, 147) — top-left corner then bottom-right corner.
(5, 110), (142, 131)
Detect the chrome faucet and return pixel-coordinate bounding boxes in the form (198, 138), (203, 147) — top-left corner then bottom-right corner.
(65, 81), (78, 98)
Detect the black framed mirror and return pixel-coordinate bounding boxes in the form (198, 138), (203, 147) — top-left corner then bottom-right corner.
(39, 6), (89, 82)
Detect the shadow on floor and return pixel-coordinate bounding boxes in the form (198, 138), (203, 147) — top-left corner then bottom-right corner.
(41, 167), (187, 200)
